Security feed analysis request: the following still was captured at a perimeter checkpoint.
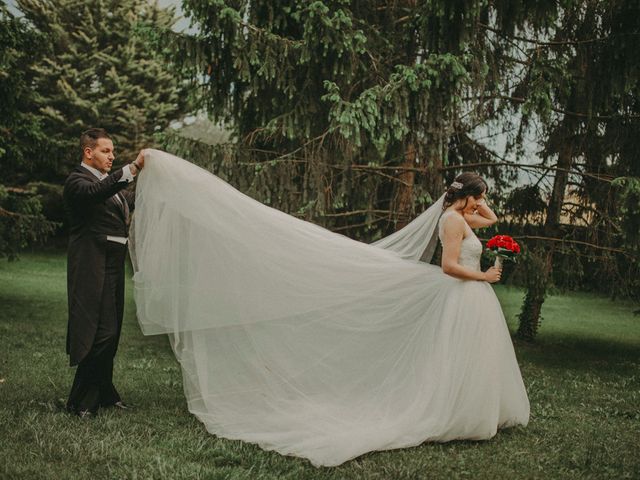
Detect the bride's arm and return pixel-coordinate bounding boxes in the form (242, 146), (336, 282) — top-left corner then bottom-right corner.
(464, 198), (498, 229)
(440, 214), (501, 282)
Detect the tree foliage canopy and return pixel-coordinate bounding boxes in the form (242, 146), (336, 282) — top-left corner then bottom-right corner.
(0, 5), (55, 259)
(0, 0), (189, 258)
(15, 0), (190, 180)
(168, 0), (640, 338)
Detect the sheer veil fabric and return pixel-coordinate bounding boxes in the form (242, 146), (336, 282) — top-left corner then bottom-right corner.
(130, 149), (530, 466)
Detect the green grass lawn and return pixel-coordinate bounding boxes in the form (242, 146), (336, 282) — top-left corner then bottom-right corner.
(1, 253), (639, 480)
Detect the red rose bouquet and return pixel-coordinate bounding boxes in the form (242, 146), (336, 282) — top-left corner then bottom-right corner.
(486, 235), (521, 268)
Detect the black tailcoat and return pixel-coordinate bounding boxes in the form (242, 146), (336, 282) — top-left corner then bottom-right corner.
(63, 165), (134, 366)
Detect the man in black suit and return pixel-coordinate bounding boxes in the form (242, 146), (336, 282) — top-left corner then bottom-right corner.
(63, 128), (145, 417)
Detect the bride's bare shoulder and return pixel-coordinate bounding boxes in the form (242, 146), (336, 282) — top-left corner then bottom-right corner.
(440, 210), (466, 234)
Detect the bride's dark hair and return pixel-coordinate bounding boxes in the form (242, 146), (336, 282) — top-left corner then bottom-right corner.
(442, 172), (488, 211)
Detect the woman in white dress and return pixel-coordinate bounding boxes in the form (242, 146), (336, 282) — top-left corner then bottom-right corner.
(131, 150), (530, 467)
(439, 172), (502, 283)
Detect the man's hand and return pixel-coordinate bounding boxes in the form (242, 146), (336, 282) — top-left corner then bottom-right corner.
(128, 149), (146, 177)
(135, 149), (146, 169)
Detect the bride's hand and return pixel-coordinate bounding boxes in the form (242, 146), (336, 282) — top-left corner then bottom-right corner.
(483, 266), (502, 283)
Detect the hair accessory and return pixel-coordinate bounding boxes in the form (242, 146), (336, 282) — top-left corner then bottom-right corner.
(450, 181), (463, 190)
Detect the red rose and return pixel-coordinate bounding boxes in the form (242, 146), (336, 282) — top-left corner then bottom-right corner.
(487, 234), (521, 256)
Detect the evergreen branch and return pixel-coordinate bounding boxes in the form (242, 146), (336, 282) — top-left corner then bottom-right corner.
(236, 158), (425, 176)
(478, 22), (639, 47)
(316, 209), (402, 218)
(475, 95), (640, 120)
(348, 164), (424, 173)
(441, 161), (614, 183)
(238, 20), (304, 46)
(167, 136), (612, 185)
(331, 217), (389, 232)
(236, 161), (418, 186)
(241, 129), (331, 160)
(445, 131), (614, 183)
(353, 168), (412, 186)
(503, 235), (633, 256)
(0, 207), (20, 218)
(5, 187), (31, 195)
(561, 201), (613, 220)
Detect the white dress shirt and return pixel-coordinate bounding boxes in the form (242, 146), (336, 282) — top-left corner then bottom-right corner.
(80, 162), (135, 244)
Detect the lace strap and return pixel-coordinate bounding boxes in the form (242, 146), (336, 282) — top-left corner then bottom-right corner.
(438, 210), (473, 238)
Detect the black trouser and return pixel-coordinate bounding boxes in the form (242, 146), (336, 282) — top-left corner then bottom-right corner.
(67, 241), (127, 414)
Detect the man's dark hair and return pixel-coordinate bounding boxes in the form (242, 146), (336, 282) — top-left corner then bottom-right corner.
(80, 128), (111, 154)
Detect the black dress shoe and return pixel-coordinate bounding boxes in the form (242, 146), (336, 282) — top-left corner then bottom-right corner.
(113, 401), (130, 410)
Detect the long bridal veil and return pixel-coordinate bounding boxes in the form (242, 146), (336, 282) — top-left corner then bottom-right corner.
(130, 149), (529, 466)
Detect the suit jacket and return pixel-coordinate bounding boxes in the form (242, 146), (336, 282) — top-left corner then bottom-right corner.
(63, 165), (135, 366)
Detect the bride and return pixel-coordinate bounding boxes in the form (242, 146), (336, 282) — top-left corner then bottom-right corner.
(130, 149), (529, 467)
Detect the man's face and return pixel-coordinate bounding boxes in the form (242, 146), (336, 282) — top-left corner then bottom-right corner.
(84, 138), (115, 174)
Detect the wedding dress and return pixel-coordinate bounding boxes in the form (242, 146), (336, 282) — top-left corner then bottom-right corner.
(129, 149), (529, 467)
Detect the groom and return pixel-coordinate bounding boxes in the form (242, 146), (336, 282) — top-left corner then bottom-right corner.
(63, 128), (145, 417)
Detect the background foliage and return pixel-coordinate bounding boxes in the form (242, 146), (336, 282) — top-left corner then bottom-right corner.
(0, 4), (55, 259)
(0, 0), (190, 258)
(163, 0), (640, 339)
(1, 0), (639, 339)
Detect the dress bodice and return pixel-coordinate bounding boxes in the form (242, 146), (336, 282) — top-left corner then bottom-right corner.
(438, 210), (483, 271)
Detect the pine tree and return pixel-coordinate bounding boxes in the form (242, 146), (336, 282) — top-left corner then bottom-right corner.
(0, 4), (47, 182)
(168, 0), (554, 238)
(510, 0), (640, 339)
(0, 5), (56, 259)
(171, 1), (640, 340)
(16, 0), (190, 180)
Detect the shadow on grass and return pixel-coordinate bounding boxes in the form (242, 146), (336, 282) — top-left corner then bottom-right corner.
(515, 334), (640, 375)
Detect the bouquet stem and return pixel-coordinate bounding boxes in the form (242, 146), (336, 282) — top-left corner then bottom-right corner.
(494, 256), (503, 269)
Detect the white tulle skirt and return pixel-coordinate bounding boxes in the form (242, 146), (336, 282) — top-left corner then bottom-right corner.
(130, 150), (530, 466)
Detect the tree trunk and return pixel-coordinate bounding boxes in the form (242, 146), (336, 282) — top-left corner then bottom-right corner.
(516, 117), (575, 341)
(516, 246), (553, 340)
(425, 142), (444, 200)
(393, 143), (416, 230)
